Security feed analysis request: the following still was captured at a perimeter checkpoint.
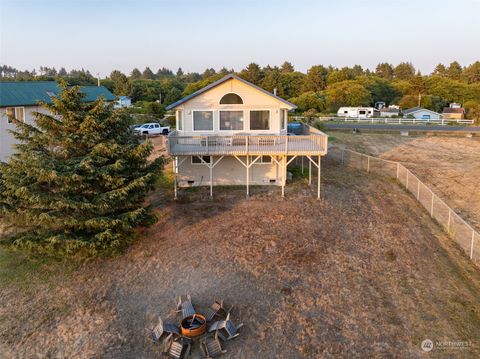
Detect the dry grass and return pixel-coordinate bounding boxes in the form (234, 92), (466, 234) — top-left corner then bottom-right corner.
(1, 156), (479, 358)
(332, 132), (480, 231)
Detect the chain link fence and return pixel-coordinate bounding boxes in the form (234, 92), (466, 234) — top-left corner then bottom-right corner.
(328, 146), (479, 266)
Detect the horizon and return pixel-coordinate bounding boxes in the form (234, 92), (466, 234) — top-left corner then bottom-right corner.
(1, 0), (480, 77)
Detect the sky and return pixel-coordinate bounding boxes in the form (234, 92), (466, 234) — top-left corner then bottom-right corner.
(1, 0), (480, 77)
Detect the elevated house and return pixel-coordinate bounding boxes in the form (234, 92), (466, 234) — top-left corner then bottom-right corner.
(442, 103), (465, 120)
(166, 74), (328, 199)
(402, 107), (441, 120)
(114, 95), (132, 109)
(0, 81), (115, 161)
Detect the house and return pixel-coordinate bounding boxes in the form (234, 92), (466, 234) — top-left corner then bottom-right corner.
(337, 107), (380, 118)
(402, 107), (441, 120)
(0, 81), (115, 161)
(166, 74), (328, 199)
(442, 103), (465, 120)
(379, 107), (400, 117)
(114, 95), (132, 109)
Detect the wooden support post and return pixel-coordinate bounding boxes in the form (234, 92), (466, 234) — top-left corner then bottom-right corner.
(317, 155), (321, 200)
(282, 155), (286, 198)
(367, 155), (370, 173)
(396, 162), (400, 179)
(301, 156), (304, 174)
(448, 209), (452, 232)
(173, 156), (177, 200)
(209, 165), (213, 198)
(246, 155), (249, 197)
(309, 159), (312, 185)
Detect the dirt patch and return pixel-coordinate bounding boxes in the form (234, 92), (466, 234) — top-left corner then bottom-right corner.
(1, 159), (480, 358)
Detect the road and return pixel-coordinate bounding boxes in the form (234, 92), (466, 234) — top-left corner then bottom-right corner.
(324, 123), (480, 132)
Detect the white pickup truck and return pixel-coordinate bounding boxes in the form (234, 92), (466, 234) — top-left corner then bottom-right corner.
(134, 123), (170, 136)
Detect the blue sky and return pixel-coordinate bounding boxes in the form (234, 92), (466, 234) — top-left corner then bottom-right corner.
(1, 0), (479, 76)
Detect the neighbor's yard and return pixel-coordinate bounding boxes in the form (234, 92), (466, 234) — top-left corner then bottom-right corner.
(1, 140), (480, 358)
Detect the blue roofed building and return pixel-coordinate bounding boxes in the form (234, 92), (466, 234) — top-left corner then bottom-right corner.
(0, 81), (115, 161)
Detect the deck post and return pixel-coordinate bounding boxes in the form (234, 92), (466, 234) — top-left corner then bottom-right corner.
(173, 156), (177, 200)
(317, 155), (321, 200)
(308, 159), (312, 185)
(301, 156), (304, 174)
(209, 164), (213, 198)
(282, 155), (286, 198)
(246, 155), (249, 197)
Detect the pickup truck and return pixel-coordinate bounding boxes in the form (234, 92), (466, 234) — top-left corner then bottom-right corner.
(133, 123), (170, 136)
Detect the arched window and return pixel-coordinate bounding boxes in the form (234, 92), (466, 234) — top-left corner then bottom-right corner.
(219, 93), (243, 104)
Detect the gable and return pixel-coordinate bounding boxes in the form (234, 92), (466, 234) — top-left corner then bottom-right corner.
(166, 75), (296, 110)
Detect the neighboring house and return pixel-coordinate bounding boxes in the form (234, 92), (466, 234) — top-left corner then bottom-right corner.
(379, 107), (400, 117)
(402, 107), (441, 120)
(337, 107), (380, 118)
(166, 74), (328, 198)
(0, 81), (115, 161)
(114, 95), (132, 109)
(442, 103), (465, 120)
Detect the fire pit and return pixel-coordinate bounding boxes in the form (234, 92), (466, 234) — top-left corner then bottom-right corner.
(148, 295), (242, 359)
(180, 314), (206, 338)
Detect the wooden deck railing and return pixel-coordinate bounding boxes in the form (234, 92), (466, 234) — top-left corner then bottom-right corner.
(167, 130), (328, 156)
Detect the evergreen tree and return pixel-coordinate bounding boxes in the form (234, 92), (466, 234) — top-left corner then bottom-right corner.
(130, 68), (142, 79)
(0, 81), (162, 253)
(280, 61), (294, 73)
(142, 67), (155, 80)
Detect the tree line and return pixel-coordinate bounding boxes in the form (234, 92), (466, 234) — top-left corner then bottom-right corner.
(2, 61), (480, 121)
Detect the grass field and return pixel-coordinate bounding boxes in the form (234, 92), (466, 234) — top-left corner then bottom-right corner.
(1, 137), (480, 358)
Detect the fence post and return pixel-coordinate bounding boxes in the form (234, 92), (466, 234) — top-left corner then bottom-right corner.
(470, 229), (475, 259)
(396, 162), (400, 179)
(367, 156), (370, 173)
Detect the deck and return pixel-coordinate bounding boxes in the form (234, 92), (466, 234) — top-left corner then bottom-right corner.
(167, 130), (328, 156)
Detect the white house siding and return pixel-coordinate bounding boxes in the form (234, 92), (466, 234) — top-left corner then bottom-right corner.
(177, 155), (284, 187)
(406, 110), (441, 120)
(0, 105), (47, 162)
(175, 78), (289, 136)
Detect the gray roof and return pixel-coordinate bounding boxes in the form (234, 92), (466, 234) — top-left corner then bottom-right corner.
(166, 74), (297, 110)
(403, 106), (440, 115)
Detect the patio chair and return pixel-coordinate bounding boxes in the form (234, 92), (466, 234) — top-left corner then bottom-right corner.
(176, 295), (195, 319)
(201, 332), (226, 358)
(165, 338), (191, 359)
(148, 317), (179, 343)
(208, 313), (243, 341)
(203, 299), (228, 321)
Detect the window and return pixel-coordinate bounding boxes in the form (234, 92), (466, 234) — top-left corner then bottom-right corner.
(256, 155), (272, 164)
(359, 110), (366, 115)
(280, 109), (286, 130)
(5, 107), (25, 123)
(219, 93), (243, 104)
(154, 124), (160, 128)
(193, 111), (213, 131)
(177, 110), (183, 130)
(220, 111), (244, 131)
(191, 156), (212, 164)
(422, 114), (431, 119)
(250, 110), (270, 130)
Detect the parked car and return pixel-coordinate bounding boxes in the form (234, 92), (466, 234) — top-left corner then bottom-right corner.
(134, 123), (170, 135)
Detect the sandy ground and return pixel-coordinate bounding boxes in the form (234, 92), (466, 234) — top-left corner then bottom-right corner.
(332, 132), (480, 231)
(1, 157), (479, 358)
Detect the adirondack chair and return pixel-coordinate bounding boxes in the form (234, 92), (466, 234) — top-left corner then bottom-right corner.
(148, 317), (179, 343)
(176, 295), (195, 319)
(203, 299), (228, 321)
(208, 313), (243, 341)
(165, 337), (191, 359)
(201, 332), (226, 358)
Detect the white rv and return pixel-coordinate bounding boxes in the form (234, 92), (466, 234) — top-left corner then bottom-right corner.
(337, 107), (380, 118)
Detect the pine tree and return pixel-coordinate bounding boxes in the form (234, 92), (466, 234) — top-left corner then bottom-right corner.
(0, 81), (162, 254)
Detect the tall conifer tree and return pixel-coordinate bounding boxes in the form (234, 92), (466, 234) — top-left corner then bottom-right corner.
(0, 81), (162, 253)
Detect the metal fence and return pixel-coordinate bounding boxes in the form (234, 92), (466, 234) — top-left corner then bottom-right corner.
(328, 146), (479, 266)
